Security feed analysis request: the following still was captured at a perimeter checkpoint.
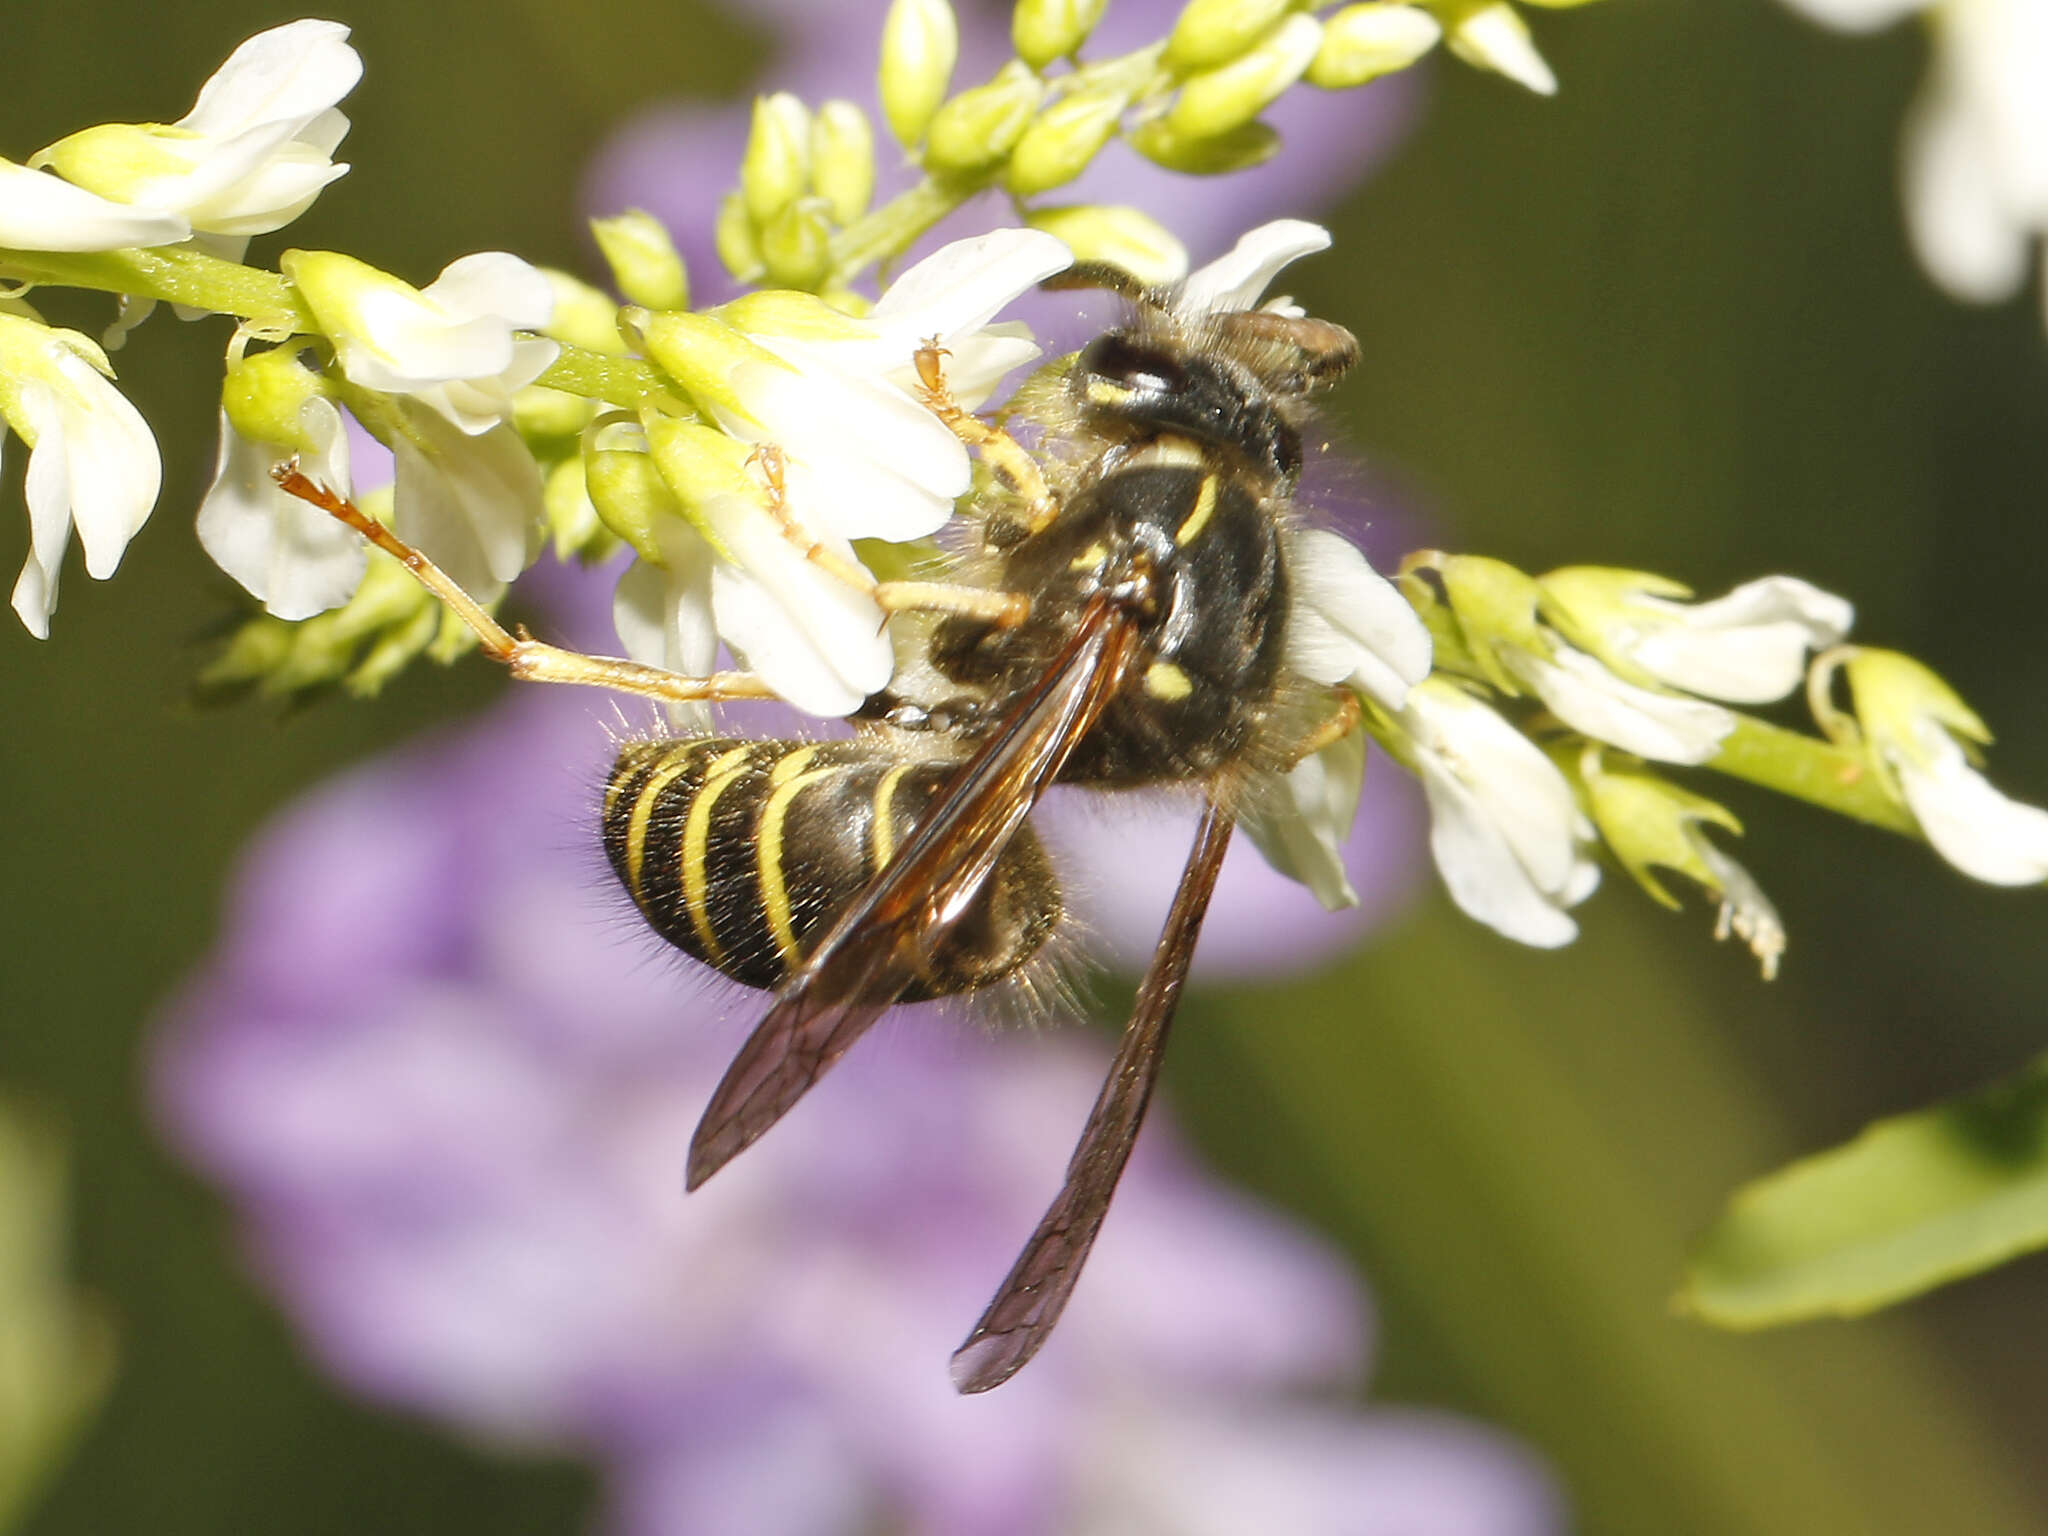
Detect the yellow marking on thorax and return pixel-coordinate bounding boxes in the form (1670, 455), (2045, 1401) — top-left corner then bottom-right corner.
(756, 762), (843, 966)
(622, 747), (705, 900)
(681, 744), (760, 965)
(870, 762), (915, 872)
(1085, 378), (1136, 407)
(1068, 540), (1110, 572)
(1144, 660), (1193, 701)
(1174, 473), (1219, 547)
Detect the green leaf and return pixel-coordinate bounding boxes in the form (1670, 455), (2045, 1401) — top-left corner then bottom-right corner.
(1681, 1055), (2048, 1327)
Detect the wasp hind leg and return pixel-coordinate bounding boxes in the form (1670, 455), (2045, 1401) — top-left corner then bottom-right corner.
(272, 467), (778, 708)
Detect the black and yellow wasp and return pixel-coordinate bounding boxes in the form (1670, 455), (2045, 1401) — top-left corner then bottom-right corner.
(282, 242), (1369, 1394)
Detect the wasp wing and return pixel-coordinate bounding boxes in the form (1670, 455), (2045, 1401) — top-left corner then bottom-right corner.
(686, 596), (1138, 1191)
(949, 790), (1238, 1394)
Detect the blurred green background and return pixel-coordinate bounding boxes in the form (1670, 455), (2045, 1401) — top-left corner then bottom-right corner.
(4, 1), (2048, 1531)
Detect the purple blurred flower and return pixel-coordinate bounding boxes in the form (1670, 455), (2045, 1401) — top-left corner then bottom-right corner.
(155, 682), (1558, 1536)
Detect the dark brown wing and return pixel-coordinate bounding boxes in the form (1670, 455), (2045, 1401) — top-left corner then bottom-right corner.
(949, 788), (1238, 1394)
(685, 595), (1138, 1191)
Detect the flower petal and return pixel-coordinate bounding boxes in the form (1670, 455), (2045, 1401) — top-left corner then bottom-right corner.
(1174, 220), (1332, 315)
(1628, 576), (1853, 704)
(1514, 644), (1734, 764)
(1283, 527), (1431, 709)
(197, 401), (366, 619)
(0, 159), (190, 251)
(710, 513), (893, 716)
(391, 416), (543, 596)
(1896, 727), (2048, 886)
(1238, 728), (1370, 910)
(176, 20), (363, 141)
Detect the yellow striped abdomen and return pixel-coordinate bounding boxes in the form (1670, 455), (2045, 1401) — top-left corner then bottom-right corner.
(602, 738), (1061, 997)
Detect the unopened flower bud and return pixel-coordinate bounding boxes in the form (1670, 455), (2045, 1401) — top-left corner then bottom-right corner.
(1025, 205), (1188, 286)
(1166, 0), (1299, 74)
(639, 407), (762, 558)
(1307, 4), (1442, 89)
(758, 202), (833, 291)
(714, 191), (762, 280)
(628, 307), (779, 417)
(924, 62), (1046, 176)
(220, 346), (328, 450)
(539, 269), (630, 356)
(1013, 0), (1109, 68)
(741, 94), (812, 226)
(810, 101), (876, 227)
(586, 437), (681, 563)
(1168, 13), (1322, 138)
(880, 0), (959, 148)
(1005, 82), (1132, 195)
(591, 209), (689, 312)
(1127, 117), (1281, 175)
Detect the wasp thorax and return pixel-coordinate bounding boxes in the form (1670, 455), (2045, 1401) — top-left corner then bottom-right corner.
(601, 738), (1061, 998)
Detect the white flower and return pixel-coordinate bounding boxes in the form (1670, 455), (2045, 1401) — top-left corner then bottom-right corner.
(659, 226), (1072, 547)
(1781, 0), (2048, 326)
(1893, 726), (2048, 884)
(196, 396), (364, 620)
(1399, 678), (1600, 947)
(1173, 219), (1333, 316)
(0, 315), (160, 637)
(1843, 646), (2048, 885)
(285, 249), (560, 434)
(0, 159), (190, 251)
(1239, 727), (1370, 910)
(389, 408), (544, 601)
(1542, 570), (1854, 705)
(1506, 641), (1736, 765)
(1284, 526), (1433, 711)
(612, 521), (719, 733)
(30, 20), (360, 254)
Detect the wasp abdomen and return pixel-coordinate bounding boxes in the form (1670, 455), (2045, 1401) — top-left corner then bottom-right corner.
(602, 738), (1060, 998)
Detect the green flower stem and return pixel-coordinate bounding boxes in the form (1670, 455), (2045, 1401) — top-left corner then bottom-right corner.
(0, 245), (311, 329)
(1706, 715), (1916, 838)
(533, 345), (670, 410)
(827, 176), (974, 284)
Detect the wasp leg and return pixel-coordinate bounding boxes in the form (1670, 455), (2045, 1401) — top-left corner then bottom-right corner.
(1287, 687), (1364, 765)
(749, 445), (1030, 628)
(914, 338), (1059, 535)
(273, 467), (777, 707)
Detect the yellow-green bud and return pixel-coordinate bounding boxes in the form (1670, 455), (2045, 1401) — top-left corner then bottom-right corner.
(513, 384), (593, 441)
(1005, 83), (1132, 196)
(715, 288), (867, 343)
(539, 269), (630, 355)
(741, 93), (812, 226)
(629, 307), (785, 418)
(924, 61), (1046, 176)
(1127, 116), (1281, 176)
(586, 441), (680, 563)
(544, 453), (613, 562)
(1166, 0), (1298, 74)
(1436, 553), (1543, 693)
(591, 209), (689, 312)
(31, 123), (187, 204)
(220, 346), (328, 450)
(758, 202), (833, 291)
(345, 597), (441, 698)
(640, 407), (761, 560)
(1025, 206), (1188, 287)
(1167, 13), (1322, 138)
(880, 0), (959, 148)
(715, 191), (762, 280)
(1582, 764), (1741, 912)
(1307, 4), (1442, 89)
(810, 101), (876, 227)
(1013, 0), (1109, 68)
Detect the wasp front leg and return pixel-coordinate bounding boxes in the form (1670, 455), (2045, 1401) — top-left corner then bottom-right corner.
(914, 338), (1059, 537)
(273, 468), (778, 709)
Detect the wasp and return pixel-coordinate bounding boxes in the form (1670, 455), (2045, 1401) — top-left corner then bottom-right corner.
(279, 229), (1375, 1394)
